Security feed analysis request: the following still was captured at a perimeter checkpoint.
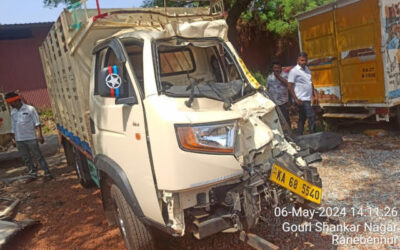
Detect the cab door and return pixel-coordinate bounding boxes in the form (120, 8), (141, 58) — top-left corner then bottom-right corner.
(90, 38), (164, 224)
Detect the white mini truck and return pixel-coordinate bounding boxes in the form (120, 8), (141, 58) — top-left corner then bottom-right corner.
(39, 2), (322, 249)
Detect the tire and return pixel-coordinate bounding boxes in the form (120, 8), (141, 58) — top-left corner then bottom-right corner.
(322, 117), (339, 131)
(110, 184), (155, 250)
(73, 148), (94, 188)
(395, 105), (400, 130)
(62, 139), (75, 168)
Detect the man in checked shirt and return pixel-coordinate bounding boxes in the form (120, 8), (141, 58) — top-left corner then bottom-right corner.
(267, 61), (291, 126)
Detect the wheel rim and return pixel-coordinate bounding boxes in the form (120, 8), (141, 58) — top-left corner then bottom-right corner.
(75, 158), (83, 181)
(116, 207), (127, 238)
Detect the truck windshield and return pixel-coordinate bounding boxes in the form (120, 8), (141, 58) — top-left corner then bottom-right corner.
(154, 38), (253, 102)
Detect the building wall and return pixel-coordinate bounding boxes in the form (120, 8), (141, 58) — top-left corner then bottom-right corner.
(0, 24), (52, 109)
(237, 25), (299, 75)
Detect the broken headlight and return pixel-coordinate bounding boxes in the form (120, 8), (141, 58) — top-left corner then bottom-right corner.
(175, 121), (237, 154)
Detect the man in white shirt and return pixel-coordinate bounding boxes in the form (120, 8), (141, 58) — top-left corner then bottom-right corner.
(266, 61), (290, 125)
(5, 92), (52, 179)
(288, 52), (318, 135)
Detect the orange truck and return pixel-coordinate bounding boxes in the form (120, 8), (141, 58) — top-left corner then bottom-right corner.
(297, 0), (400, 127)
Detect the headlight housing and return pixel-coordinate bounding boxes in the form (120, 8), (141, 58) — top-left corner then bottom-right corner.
(175, 121), (237, 154)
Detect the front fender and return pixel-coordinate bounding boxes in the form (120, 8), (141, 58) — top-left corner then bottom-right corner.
(95, 154), (144, 218)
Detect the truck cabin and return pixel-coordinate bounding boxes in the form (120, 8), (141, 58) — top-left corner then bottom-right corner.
(96, 35), (255, 107)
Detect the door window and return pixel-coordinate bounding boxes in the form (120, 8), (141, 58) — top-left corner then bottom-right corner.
(124, 42), (144, 95)
(159, 48), (195, 76)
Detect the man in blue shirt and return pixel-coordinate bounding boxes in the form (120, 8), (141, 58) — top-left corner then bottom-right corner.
(288, 52), (318, 135)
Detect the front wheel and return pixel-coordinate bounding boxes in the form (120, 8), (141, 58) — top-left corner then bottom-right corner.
(110, 184), (155, 250)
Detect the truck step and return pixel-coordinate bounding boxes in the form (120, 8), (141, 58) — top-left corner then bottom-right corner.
(322, 113), (373, 119)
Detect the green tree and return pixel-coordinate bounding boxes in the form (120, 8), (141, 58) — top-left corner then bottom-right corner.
(241, 0), (333, 38)
(224, 0), (253, 49)
(142, 0), (208, 7)
(43, 0), (79, 8)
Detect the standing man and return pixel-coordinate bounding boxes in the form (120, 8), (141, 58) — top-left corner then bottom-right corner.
(288, 52), (318, 135)
(5, 92), (52, 179)
(267, 61), (290, 125)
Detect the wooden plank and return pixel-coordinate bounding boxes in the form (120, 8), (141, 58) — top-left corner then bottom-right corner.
(43, 31), (67, 127)
(38, 47), (59, 123)
(54, 20), (86, 139)
(49, 28), (74, 131)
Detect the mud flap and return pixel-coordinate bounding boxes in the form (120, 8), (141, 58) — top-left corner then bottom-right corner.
(87, 160), (100, 188)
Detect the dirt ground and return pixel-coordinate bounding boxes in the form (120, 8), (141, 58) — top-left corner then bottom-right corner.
(0, 153), (124, 250)
(0, 124), (399, 250)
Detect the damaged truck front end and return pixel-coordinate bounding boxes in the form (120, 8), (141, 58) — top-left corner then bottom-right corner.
(117, 29), (324, 246)
(158, 93), (323, 240)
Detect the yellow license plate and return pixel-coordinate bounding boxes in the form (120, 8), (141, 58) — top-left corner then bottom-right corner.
(269, 163), (322, 204)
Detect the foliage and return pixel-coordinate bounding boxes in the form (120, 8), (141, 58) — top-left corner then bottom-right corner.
(142, 0), (208, 7)
(142, 0), (180, 7)
(39, 108), (53, 120)
(39, 108), (56, 135)
(241, 0), (333, 37)
(42, 124), (51, 134)
(43, 0), (79, 8)
(250, 69), (267, 86)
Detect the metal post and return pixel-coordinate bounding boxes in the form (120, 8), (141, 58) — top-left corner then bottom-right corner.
(96, 0), (101, 16)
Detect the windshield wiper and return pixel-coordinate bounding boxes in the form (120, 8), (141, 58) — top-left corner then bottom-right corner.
(206, 82), (232, 110)
(185, 73), (204, 108)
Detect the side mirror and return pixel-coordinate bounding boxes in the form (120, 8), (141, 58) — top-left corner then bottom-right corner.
(98, 65), (138, 105)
